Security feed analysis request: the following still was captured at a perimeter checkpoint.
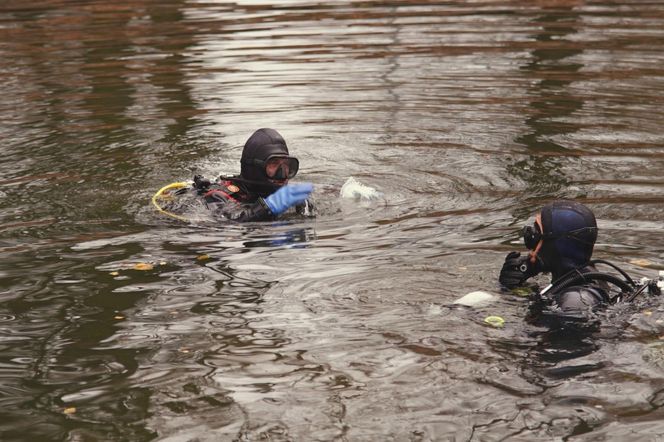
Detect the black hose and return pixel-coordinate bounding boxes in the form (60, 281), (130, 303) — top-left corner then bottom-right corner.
(548, 272), (634, 297)
(590, 259), (636, 286)
(544, 267), (592, 295)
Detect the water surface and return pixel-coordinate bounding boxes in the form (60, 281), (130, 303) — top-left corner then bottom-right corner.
(1, 0), (664, 440)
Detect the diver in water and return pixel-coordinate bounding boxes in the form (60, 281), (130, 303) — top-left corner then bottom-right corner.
(184, 128), (314, 222)
(498, 200), (658, 328)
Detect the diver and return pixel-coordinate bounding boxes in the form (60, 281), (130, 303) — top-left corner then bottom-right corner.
(154, 128), (314, 222)
(498, 200), (660, 328)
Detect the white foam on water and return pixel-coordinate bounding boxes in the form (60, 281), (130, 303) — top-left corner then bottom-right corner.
(339, 177), (382, 201)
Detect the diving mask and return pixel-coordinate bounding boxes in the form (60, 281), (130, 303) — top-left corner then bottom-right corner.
(245, 155), (299, 180)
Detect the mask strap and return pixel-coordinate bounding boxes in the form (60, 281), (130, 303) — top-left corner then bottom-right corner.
(529, 214), (543, 264)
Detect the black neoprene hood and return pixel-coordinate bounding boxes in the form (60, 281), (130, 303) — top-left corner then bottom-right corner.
(240, 128), (290, 180)
(235, 128), (297, 197)
(540, 201), (596, 238)
(539, 200), (598, 279)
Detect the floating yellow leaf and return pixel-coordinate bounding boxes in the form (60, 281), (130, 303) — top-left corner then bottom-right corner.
(511, 287), (531, 298)
(484, 316), (505, 328)
(109, 271), (119, 276)
(159, 261), (167, 266)
(179, 348), (190, 353)
(631, 259), (653, 267)
(196, 254), (210, 261)
(114, 315), (124, 320)
(63, 407), (76, 415)
(644, 310), (653, 316)
(133, 263), (154, 271)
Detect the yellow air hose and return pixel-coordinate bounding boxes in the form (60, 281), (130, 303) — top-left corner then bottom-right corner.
(151, 181), (191, 221)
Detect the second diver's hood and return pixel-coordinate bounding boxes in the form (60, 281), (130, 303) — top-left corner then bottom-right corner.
(538, 200), (598, 281)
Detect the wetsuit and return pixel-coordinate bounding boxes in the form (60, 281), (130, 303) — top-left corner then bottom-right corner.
(500, 201), (613, 328)
(156, 129), (313, 222)
(500, 254), (609, 322)
(194, 175), (312, 222)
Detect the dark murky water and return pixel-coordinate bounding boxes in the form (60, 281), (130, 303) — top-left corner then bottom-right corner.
(2, 1), (664, 440)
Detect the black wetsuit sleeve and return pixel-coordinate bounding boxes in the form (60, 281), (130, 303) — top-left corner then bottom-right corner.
(204, 190), (274, 222)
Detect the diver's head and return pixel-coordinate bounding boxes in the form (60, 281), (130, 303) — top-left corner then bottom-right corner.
(522, 200), (598, 280)
(240, 128), (299, 195)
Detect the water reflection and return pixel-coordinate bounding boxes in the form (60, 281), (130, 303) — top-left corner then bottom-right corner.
(510, 6), (584, 202)
(62, 228), (300, 439)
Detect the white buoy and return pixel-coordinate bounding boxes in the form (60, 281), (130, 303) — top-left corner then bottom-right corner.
(453, 291), (496, 307)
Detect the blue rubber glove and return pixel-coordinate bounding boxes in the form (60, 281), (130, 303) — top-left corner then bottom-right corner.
(263, 183), (314, 216)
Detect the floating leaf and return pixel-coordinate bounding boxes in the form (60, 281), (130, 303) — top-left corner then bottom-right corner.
(511, 287), (531, 298)
(631, 259), (653, 267)
(196, 254), (210, 261)
(114, 315), (124, 320)
(484, 316), (505, 328)
(63, 407), (76, 415)
(133, 263), (154, 271)
(109, 271), (119, 276)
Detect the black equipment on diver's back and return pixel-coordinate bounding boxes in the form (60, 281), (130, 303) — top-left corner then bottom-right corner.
(193, 175), (211, 192)
(537, 259), (660, 304)
(527, 259), (661, 329)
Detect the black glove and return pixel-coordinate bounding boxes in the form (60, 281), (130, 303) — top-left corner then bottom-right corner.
(499, 252), (541, 289)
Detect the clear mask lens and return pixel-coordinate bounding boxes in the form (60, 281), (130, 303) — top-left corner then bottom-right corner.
(265, 156), (299, 179)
